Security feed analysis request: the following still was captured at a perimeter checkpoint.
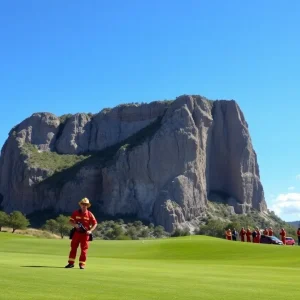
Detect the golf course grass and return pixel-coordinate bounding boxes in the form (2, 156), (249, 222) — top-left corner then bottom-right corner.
(1, 232), (299, 299)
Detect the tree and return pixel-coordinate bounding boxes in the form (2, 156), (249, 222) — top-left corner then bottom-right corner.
(127, 226), (138, 240)
(133, 221), (143, 230)
(43, 219), (59, 234)
(112, 224), (124, 239)
(139, 227), (150, 238)
(8, 211), (30, 233)
(153, 225), (165, 238)
(104, 223), (124, 240)
(171, 227), (190, 237)
(0, 211), (9, 231)
(117, 219), (124, 225)
(56, 215), (71, 239)
(225, 221), (241, 231)
(198, 219), (226, 238)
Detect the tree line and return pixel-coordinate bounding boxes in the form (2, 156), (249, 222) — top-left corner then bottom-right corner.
(0, 210), (172, 239)
(1, 208), (294, 240)
(42, 217), (171, 240)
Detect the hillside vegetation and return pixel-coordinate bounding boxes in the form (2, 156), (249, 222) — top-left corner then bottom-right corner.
(20, 115), (164, 185)
(21, 143), (88, 173)
(201, 201), (298, 239)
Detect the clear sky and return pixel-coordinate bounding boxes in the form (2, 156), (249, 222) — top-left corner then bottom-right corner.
(0, 1), (299, 222)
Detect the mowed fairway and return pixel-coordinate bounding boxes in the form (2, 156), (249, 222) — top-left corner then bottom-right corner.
(1, 233), (300, 299)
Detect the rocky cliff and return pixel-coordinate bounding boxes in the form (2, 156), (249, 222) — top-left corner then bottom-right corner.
(0, 95), (267, 232)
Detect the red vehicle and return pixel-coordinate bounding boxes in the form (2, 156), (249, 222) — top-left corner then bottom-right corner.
(285, 237), (295, 245)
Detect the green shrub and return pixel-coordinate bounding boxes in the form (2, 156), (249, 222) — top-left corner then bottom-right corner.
(198, 219), (227, 238)
(8, 211), (30, 233)
(21, 143), (88, 173)
(0, 211), (9, 231)
(171, 228), (190, 237)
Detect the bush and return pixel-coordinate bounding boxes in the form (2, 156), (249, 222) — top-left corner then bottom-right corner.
(171, 228), (190, 237)
(153, 225), (166, 238)
(42, 219), (59, 234)
(41, 214), (71, 238)
(8, 211), (30, 233)
(198, 219), (227, 238)
(127, 226), (139, 240)
(0, 211), (9, 231)
(139, 227), (150, 238)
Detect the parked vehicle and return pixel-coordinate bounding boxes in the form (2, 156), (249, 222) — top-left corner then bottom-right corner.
(285, 237), (295, 245)
(260, 235), (283, 245)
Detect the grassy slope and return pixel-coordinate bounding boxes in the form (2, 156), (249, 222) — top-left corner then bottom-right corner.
(21, 143), (89, 172)
(1, 233), (300, 300)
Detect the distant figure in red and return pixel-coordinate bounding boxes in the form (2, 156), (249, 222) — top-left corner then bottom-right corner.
(240, 227), (246, 242)
(297, 228), (300, 246)
(253, 227), (261, 243)
(268, 227), (273, 236)
(246, 228), (252, 242)
(225, 229), (232, 240)
(280, 228), (286, 245)
(263, 228), (269, 235)
(256, 228), (261, 243)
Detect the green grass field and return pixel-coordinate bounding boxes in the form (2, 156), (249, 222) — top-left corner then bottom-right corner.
(1, 232), (299, 300)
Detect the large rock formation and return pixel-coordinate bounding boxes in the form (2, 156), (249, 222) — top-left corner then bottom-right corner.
(0, 95), (267, 232)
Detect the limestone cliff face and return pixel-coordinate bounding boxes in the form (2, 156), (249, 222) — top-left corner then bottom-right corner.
(0, 95), (267, 232)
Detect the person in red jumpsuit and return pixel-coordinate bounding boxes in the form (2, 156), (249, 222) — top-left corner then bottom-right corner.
(280, 228), (286, 245)
(268, 227), (273, 236)
(246, 228), (252, 242)
(225, 229), (232, 240)
(240, 227), (246, 242)
(263, 228), (269, 235)
(65, 198), (98, 269)
(254, 227), (261, 243)
(297, 228), (300, 246)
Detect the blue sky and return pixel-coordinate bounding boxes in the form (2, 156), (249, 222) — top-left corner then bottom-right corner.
(0, 1), (300, 221)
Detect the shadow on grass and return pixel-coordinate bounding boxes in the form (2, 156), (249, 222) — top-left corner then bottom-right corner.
(21, 265), (65, 269)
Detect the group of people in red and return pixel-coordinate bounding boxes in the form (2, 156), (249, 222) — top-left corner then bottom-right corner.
(225, 227), (288, 244)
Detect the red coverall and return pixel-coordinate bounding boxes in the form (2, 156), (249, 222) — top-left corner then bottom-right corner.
(254, 230), (261, 243)
(68, 209), (97, 267)
(263, 229), (268, 235)
(246, 229), (252, 242)
(240, 229), (246, 242)
(226, 230), (232, 240)
(268, 228), (273, 236)
(280, 229), (286, 245)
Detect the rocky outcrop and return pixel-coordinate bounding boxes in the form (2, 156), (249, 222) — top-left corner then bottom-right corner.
(0, 95), (267, 232)
(208, 101), (267, 213)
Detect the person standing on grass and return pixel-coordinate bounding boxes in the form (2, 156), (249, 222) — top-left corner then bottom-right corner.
(246, 227), (252, 242)
(279, 228), (286, 245)
(239, 227), (246, 242)
(232, 228), (238, 241)
(225, 229), (232, 240)
(251, 229), (257, 242)
(263, 228), (269, 235)
(255, 227), (261, 243)
(297, 228), (300, 246)
(268, 227), (273, 236)
(65, 198), (98, 270)
(252, 227), (260, 243)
